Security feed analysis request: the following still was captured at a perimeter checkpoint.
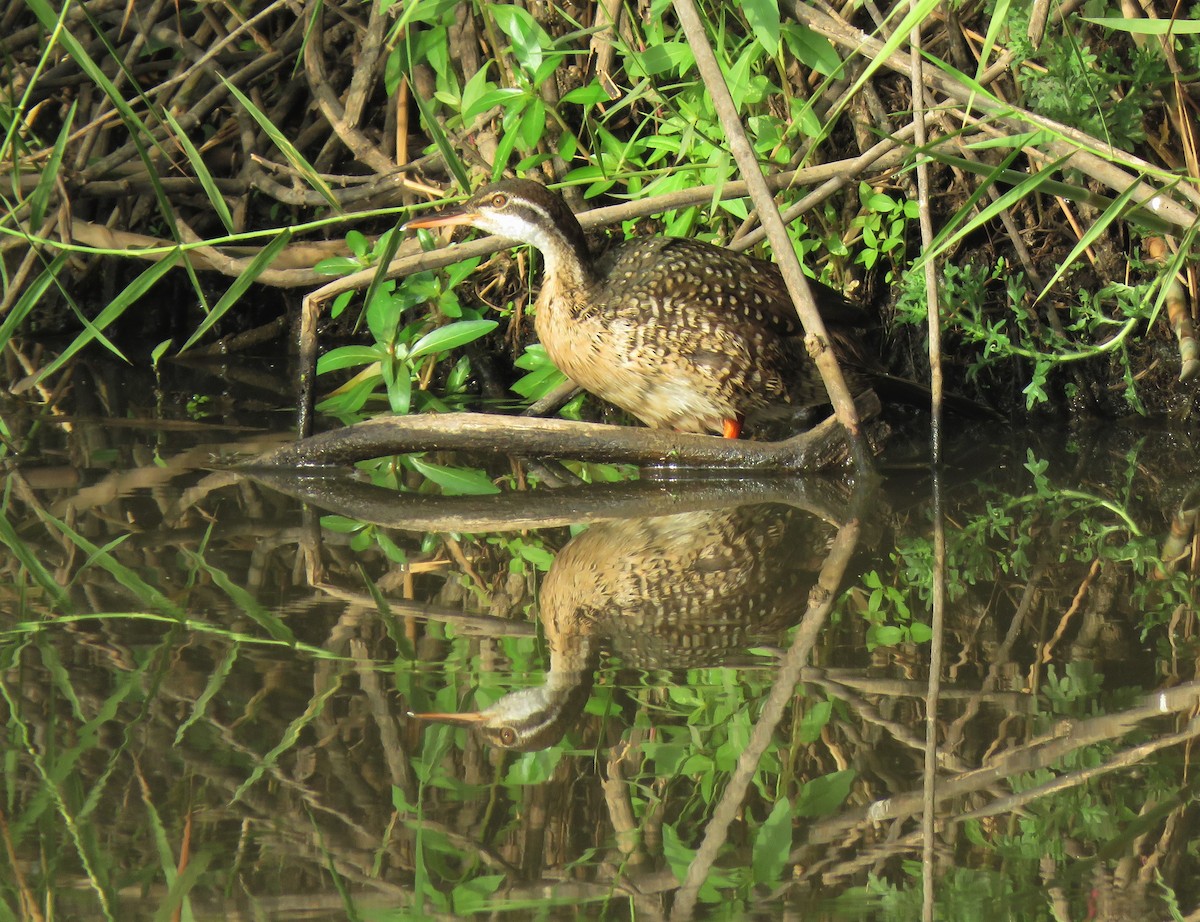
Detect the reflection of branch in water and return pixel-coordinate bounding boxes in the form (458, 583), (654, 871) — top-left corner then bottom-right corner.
(243, 469), (854, 534)
(669, 483), (869, 921)
(797, 681), (1200, 888)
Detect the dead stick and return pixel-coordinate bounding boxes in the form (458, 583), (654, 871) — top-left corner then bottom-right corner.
(252, 391), (881, 473)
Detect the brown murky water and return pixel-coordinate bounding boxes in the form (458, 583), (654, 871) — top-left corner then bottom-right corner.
(2, 352), (1198, 920)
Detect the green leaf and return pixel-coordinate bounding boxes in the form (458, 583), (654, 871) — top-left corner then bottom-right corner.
(867, 624), (904, 648)
(795, 770), (855, 818)
(385, 361), (413, 415)
(489, 3), (550, 73)
(1083, 15), (1200, 33)
(407, 456), (500, 495)
(180, 229), (293, 352)
(220, 77), (340, 211)
(314, 256), (364, 276)
(631, 42), (694, 77)
(798, 700), (832, 744)
(0, 253), (69, 355)
(366, 286), (404, 346)
(751, 800), (793, 885)
(504, 749), (561, 784)
(346, 230), (370, 258)
(661, 823), (695, 883)
(33, 252), (182, 386)
(561, 82), (611, 106)
(409, 319), (498, 360)
(743, 0), (781, 56)
(782, 23), (840, 76)
(163, 108), (235, 234)
(0, 511), (74, 613)
(186, 550), (297, 645)
(316, 345), (384, 373)
(519, 96), (546, 150)
(29, 100), (75, 228)
(909, 622), (934, 643)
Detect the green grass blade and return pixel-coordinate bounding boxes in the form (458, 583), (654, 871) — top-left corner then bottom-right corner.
(0, 511), (73, 613)
(406, 31), (470, 190)
(915, 155), (1072, 269)
(183, 550), (297, 645)
(0, 251), (69, 354)
(361, 225), (406, 334)
(33, 251), (182, 386)
(28, 99), (75, 227)
(179, 229), (293, 352)
(220, 76), (341, 211)
(163, 109), (235, 235)
(174, 645), (240, 746)
(1036, 174), (1144, 301)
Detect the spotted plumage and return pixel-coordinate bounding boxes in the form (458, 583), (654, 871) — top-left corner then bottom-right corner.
(405, 179), (863, 437)
(409, 503), (833, 750)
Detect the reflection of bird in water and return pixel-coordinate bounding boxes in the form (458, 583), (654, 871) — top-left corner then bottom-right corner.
(404, 179), (866, 439)
(411, 503), (834, 751)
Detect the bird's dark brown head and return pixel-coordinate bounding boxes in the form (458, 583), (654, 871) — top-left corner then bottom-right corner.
(405, 179), (591, 281)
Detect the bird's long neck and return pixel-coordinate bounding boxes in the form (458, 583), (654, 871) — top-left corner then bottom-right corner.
(523, 209), (593, 292)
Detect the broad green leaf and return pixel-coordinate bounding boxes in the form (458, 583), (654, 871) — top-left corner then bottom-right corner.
(561, 82), (611, 106)
(743, 0), (781, 56)
(795, 770), (855, 818)
(631, 42), (694, 77)
(314, 256), (364, 276)
(519, 97), (546, 150)
(317, 345), (385, 374)
(409, 319), (498, 360)
(504, 749), (561, 785)
(407, 456), (500, 495)
(798, 700), (832, 744)
(782, 23), (840, 76)
(751, 800), (793, 885)
(385, 360), (413, 415)
(489, 3), (550, 73)
(909, 622), (934, 643)
(661, 823), (695, 883)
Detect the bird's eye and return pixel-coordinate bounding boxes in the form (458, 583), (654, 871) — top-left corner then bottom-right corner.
(491, 193), (508, 208)
(499, 727), (517, 746)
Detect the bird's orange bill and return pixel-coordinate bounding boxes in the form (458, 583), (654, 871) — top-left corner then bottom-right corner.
(722, 418), (743, 439)
(402, 209), (478, 231)
(407, 710), (487, 725)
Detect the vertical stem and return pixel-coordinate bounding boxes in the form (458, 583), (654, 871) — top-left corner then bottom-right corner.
(672, 0), (873, 475)
(909, 11), (946, 922)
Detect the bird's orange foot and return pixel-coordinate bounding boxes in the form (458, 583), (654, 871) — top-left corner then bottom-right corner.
(722, 418), (743, 439)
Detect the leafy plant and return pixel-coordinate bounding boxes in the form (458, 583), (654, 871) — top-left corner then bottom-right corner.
(315, 253), (495, 418)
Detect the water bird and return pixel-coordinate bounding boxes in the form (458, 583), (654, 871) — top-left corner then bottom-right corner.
(405, 179), (866, 439)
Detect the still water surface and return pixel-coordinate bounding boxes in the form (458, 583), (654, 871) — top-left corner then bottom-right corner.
(2, 355), (1197, 920)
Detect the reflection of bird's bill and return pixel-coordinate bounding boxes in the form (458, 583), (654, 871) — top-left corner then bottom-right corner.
(402, 209), (478, 230)
(407, 710), (488, 725)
